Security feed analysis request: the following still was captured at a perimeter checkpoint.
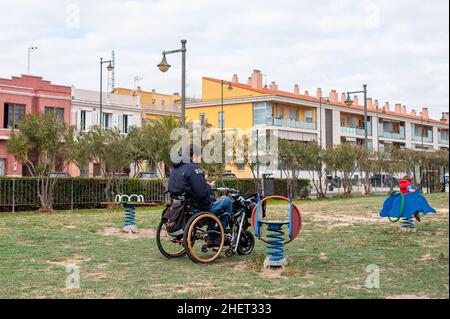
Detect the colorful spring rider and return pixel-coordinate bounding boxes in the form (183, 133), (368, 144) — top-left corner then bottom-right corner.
(379, 190), (436, 222)
(115, 194), (145, 233)
(251, 195), (302, 268)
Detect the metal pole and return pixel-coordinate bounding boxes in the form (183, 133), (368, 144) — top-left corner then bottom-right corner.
(181, 39), (187, 127)
(27, 48), (31, 74)
(319, 98), (322, 148)
(12, 178), (15, 213)
(221, 80), (224, 134)
(363, 84), (368, 150)
(100, 57), (103, 128)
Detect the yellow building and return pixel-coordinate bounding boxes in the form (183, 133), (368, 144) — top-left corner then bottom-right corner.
(186, 70), (320, 178)
(113, 87), (181, 121)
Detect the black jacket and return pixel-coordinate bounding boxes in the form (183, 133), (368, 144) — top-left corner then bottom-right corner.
(168, 162), (212, 211)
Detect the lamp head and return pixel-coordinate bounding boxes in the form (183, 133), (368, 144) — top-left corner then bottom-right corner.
(158, 54), (171, 73)
(106, 62), (114, 72)
(344, 93), (354, 106)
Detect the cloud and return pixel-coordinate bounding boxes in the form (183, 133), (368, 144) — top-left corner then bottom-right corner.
(0, 0), (448, 118)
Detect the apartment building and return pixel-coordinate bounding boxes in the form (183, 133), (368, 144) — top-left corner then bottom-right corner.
(70, 87), (142, 177)
(186, 70), (449, 178)
(0, 75), (71, 176)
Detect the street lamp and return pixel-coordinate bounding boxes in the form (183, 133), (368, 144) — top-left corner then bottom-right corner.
(100, 57), (114, 128)
(221, 80), (233, 133)
(158, 40), (187, 127)
(345, 84), (369, 193)
(27, 46), (38, 74)
(318, 96), (330, 148)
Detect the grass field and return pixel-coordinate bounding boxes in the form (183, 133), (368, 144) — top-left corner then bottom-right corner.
(0, 193), (448, 299)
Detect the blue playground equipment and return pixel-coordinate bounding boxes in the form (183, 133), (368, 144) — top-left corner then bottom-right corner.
(379, 190), (436, 222)
(252, 195), (302, 268)
(114, 194), (145, 233)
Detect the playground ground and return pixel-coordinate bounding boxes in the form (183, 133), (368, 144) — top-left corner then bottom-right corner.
(0, 193), (448, 299)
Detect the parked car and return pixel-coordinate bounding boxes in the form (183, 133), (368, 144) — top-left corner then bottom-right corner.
(134, 172), (158, 179)
(49, 172), (71, 178)
(112, 172), (129, 178)
(218, 172), (237, 179)
(371, 174), (399, 187)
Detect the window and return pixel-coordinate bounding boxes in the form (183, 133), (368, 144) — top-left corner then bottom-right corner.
(253, 102), (273, 125)
(152, 99), (156, 110)
(218, 111), (224, 129)
(236, 163), (245, 171)
(122, 114), (129, 133)
(102, 113), (112, 128)
(289, 109), (298, 120)
(277, 106), (284, 119)
(45, 107), (64, 121)
(80, 110), (87, 131)
(199, 113), (205, 124)
(0, 159), (5, 176)
(305, 110), (313, 123)
(3, 103), (25, 129)
(161, 100), (165, 110)
(80, 164), (89, 177)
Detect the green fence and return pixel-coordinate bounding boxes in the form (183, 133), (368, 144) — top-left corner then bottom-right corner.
(0, 177), (311, 212)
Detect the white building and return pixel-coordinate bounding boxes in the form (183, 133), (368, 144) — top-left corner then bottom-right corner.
(70, 88), (142, 177)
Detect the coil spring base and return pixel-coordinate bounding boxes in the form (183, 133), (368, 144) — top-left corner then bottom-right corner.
(264, 224), (287, 268)
(123, 203), (138, 233)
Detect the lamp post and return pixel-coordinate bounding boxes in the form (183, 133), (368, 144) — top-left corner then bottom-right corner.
(27, 46), (38, 74)
(318, 97), (330, 148)
(220, 80), (233, 134)
(345, 84), (369, 192)
(158, 40), (187, 127)
(99, 57), (114, 128)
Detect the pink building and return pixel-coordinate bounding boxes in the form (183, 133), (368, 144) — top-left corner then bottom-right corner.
(0, 75), (71, 176)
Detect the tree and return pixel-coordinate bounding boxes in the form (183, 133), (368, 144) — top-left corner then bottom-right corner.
(300, 142), (331, 199)
(278, 139), (305, 197)
(85, 126), (134, 198)
(325, 144), (366, 196)
(357, 148), (377, 195)
(7, 112), (71, 211)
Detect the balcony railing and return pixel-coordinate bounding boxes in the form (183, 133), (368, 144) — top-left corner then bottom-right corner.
(340, 125), (372, 136)
(379, 131), (405, 140)
(412, 135), (433, 143)
(266, 118), (317, 130)
(439, 137), (449, 145)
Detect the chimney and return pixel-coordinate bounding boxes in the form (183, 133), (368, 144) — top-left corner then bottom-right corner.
(402, 105), (407, 114)
(316, 88), (322, 98)
(247, 77), (252, 85)
(329, 90), (338, 102)
(269, 81), (278, 90)
(232, 74), (239, 83)
(367, 98), (373, 110)
(442, 112), (449, 123)
(341, 92), (347, 103)
(395, 103), (402, 114)
(293, 84), (300, 95)
(421, 107), (429, 120)
(173, 92), (180, 96)
(151, 89), (156, 93)
(304, 90), (309, 96)
(384, 102), (390, 113)
(411, 109), (417, 116)
(353, 95), (359, 106)
(374, 99), (379, 110)
(250, 70), (263, 89)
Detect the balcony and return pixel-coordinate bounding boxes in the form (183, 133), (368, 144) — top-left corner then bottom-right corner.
(340, 125), (372, 137)
(266, 118), (317, 130)
(439, 136), (449, 145)
(379, 131), (405, 140)
(412, 135), (433, 143)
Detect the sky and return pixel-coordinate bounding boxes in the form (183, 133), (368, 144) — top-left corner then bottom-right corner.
(0, 0), (448, 119)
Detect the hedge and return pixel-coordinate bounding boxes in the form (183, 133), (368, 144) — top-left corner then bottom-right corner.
(0, 177), (311, 212)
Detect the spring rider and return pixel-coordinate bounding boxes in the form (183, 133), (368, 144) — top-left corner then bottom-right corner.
(114, 194), (145, 233)
(251, 195), (302, 268)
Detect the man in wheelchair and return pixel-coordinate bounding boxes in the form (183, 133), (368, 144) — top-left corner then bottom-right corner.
(168, 144), (232, 247)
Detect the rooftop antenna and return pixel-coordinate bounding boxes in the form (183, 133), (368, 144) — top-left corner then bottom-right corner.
(110, 50), (116, 91)
(27, 46), (38, 74)
(133, 75), (143, 89)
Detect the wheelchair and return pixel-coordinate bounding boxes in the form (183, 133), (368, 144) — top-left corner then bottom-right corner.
(156, 188), (260, 264)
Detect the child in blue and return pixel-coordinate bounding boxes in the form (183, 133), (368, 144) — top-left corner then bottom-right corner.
(399, 176), (419, 233)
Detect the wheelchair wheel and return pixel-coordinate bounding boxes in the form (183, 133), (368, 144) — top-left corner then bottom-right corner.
(237, 230), (255, 256)
(156, 219), (186, 258)
(183, 212), (224, 264)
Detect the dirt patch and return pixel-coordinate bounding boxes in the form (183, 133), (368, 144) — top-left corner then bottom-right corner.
(96, 227), (156, 239)
(437, 208), (449, 214)
(319, 252), (328, 260)
(260, 267), (287, 279)
(48, 254), (91, 267)
(418, 253), (433, 261)
(233, 261), (250, 272)
(64, 225), (77, 229)
(0, 228), (10, 237)
(385, 294), (431, 299)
